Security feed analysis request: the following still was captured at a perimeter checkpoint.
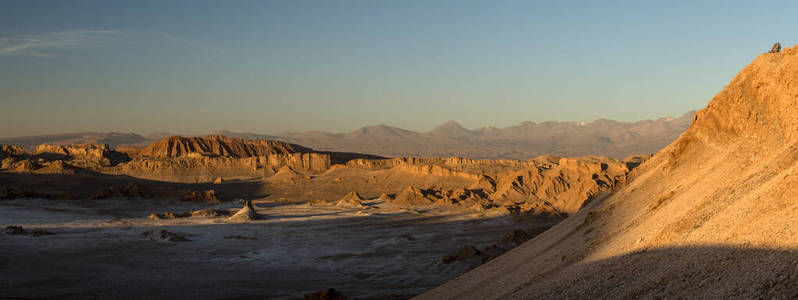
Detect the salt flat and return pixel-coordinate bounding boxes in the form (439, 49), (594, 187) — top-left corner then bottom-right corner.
(0, 197), (554, 299)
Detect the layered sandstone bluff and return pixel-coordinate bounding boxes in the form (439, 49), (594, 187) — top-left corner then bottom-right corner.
(135, 135), (312, 158)
(419, 45), (798, 299)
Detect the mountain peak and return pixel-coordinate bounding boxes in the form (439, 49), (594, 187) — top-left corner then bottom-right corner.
(431, 120), (473, 137)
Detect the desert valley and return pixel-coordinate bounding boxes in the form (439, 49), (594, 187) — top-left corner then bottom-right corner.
(4, 44), (798, 298)
(1, 131), (639, 298)
(3, 2), (798, 299)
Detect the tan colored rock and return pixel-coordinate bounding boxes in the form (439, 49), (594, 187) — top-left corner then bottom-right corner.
(229, 200), (259, 221)
(138, 135), (311, 158)
(483, 206), (514, 218)
(420, 45), (798, 300)
(13, 160), (40, 173)
(374, 193), (392, 202)
(272, 165), (299, 180)
(335, 192), (366, 209)
(470, 203), (489, 212)
(389, 186), (437, 207)
(0, 145), (24, 159)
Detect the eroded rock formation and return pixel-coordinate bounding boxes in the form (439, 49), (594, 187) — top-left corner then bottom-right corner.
(138, 135), (312, 158)
(1, 134), (636, 216)
(229, 200), (259, 221)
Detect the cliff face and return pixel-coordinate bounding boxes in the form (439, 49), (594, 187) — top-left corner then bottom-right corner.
(420, 46), (798, 299)
(137, 135), (312, 158)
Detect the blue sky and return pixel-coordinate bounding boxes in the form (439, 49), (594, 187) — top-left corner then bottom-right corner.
(1, 0), (796, 137)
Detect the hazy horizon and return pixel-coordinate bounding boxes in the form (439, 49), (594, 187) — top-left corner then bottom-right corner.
(2, 1), (796, 137)
(0, 109), (695, 139)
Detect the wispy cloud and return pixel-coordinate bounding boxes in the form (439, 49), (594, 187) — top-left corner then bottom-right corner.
(0, 30), (119, 57)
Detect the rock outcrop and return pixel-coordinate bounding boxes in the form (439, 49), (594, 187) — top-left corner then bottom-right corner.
(33, 143), (129, 167)
(118, 151), (333, 182)
(336, 192), (366, 209)
(0, 145), (24, 159)
(0, 143), (130, 172)
(138, 135), (311, 158)
(358, 155), (628, 215)
(229, 200), (259, 221)
(374, 193), (392, 202)
(390, 186), (438, 206)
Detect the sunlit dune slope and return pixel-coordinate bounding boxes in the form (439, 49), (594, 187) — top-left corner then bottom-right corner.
(419, 45), (798, 299)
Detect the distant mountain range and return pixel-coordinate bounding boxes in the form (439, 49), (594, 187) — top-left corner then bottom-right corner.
(0, 132), (150, 149)
(0, 111), (695, 159)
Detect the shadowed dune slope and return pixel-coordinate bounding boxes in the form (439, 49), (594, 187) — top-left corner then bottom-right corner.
(418, 45), (798, 299)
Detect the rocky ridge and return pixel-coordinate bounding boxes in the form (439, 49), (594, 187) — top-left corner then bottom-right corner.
(419, 44), (798, 299)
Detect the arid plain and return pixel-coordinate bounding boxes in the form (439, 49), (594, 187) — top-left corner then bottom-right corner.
(3, 116), (664, 299)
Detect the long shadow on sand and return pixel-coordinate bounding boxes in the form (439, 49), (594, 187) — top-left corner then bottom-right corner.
(0, 171), (269, 201)
(492, 245), (798, 299)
